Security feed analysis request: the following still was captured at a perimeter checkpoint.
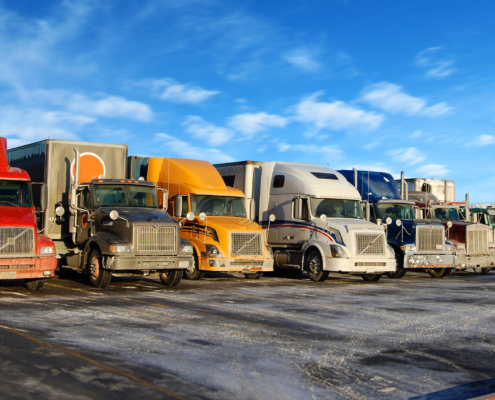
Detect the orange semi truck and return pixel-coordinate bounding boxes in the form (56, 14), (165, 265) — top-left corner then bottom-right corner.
(146, 158), (274, 279)
(0, 137), (57, 290)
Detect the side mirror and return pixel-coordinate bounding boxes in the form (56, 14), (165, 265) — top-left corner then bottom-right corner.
(395, 219), (402, 226)
(110, 210), (119, 220)
(158, 189), (168, 211)
(293, 198), (302, 220)
(199, 212), (207, 221)
(447, 221), (453, 228)
(186, 211), (195, 221)
(174, 195), (183, 218)
(40, 183), (48, 212)
(249, 199), (256, 221)
(269, 214), (276, 222)
(320, 214), (327, 222)
(55, 206), (65, 217)
(386, 217), (393, 225)
(376, 218), (382, 225)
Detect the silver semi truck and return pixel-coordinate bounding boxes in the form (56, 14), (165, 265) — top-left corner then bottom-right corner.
(8, 140), (193, 288)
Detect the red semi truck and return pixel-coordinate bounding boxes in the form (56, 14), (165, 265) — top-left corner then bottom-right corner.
(0, 137), (57, 289)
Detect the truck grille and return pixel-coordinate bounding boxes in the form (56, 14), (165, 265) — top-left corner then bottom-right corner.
(137, 226), (176, 254)
(231, 233), (263, 256)
(417, 226), (444, 252)
(466, 227), (489, 255)
(356, 233), (385, 255)
(0, 227), (35, 258)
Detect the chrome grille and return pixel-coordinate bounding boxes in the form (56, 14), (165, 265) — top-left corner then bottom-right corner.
(137, 226), (176, 254)
(0, 227), (35, 258)
(231, 233), (263, 256)
(356, 233), (385, 255)
(466, 227), (489, 255)
(417, 226), (444, 252)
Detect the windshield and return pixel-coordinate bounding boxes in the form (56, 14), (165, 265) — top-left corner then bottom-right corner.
(375, 203), (416, 220)
(311, 198), (363, 219)
(190, 195), (246, 217)
(93, 185), (158, 208)
(0, 180), (32, 208)
(432, 207), (461, 221)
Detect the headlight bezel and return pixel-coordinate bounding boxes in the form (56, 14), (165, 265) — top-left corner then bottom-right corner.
(109, 245), (131, 253)
(205, 244), (222, 258)
(40, 246), (55, 255)
(181, 245), (193, 254)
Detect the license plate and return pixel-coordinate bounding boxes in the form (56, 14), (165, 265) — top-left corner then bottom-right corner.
(0, 272), (17, 279)
(179, 261), (190, 268)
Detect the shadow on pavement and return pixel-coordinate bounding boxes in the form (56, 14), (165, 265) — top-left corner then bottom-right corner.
(410, 379), (495, 400)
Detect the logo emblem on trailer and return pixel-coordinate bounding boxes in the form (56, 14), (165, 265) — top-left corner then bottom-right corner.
(70, 153), (106, 183)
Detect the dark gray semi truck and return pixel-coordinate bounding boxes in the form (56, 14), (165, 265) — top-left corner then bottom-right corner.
(8, 139), (193, 288)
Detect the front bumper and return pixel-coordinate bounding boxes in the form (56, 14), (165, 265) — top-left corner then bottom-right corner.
(324, 257), (396, 274)
(201, 257), (274, 273)
(0, 256), (57, 280)
(452, 254), (495, 270)
(107, 254), (194, 272)
(404, 253), (455, 269)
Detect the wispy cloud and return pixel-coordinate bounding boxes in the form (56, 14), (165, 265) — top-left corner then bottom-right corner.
(293, 91), (383, 135)
(388, 147), (425, 165)
(359, 82), (453, 117)
(147, 78), (220, 104)
(471, 135), (495, 147)
(154, 133), (233, 163)
(182, 116), (232, 145)
(414, 47), (456, 79)
(415, 164), (450, 177)
(227, 112), (288, 135)
(283, 47), (321, 72)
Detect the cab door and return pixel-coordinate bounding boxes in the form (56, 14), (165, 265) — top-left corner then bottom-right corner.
(76, 187), (92, 244)
(291, 196), (311, 244)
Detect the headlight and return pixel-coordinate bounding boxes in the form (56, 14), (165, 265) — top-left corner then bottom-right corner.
(181, 245), (193, 253)
(400, 244), (417, 252)
(205, 244), (222, 258)
(109, 245), (130, 253)
(40, 246), (55, 255)
(329, 228), (343, 243)
(330, 244), (347, 258)
(266, 246), (273, 258)
(453, 243), (466, 252)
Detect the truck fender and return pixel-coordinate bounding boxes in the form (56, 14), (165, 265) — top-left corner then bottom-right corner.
(301, 240), (331, 270)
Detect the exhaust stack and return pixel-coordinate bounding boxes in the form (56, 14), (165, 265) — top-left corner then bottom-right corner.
(465, 193), (470, 222)
(352, 168), (358, 189)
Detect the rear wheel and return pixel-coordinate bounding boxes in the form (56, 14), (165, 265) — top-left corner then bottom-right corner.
(184, 250), (204, 280)
(480, 267), (492, 275)
(244, 272), (263, 279)
(386, 252), (406, 279)
(160, 270), (183, 286)
(427, 268), (448, 278)
(25, 279), (46, 291)
(88, 248), (112, 288)
(305, 249), (329, 282)
(362, 274), (382, 282)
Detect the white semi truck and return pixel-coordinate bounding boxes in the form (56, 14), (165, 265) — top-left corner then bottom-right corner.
(214, 161), (396, 282)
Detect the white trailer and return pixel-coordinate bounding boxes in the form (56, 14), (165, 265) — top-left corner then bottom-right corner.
(396, 178), (455, 202)
(214, 161), (396, 282)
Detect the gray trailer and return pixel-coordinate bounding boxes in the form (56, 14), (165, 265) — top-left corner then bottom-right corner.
(8, 140), (193, 288)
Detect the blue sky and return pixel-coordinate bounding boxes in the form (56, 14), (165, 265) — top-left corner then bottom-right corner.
(1, 0), (495, 202)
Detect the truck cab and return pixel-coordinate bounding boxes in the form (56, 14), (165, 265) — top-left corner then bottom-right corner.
(144, 158), (273, 280)
(0, 137), (57, 290)
(339, 170), (455, 278)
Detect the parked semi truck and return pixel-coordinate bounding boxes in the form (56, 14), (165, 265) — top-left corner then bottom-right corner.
(214, 161), (396, 282)
(0, 137), (57, 290)
(8, 140), (193, 288)
(413, 193), (495, 274)
(397, 177), (455, 203)
(136, 157), (274, 279)
(339, 169), (455, 278)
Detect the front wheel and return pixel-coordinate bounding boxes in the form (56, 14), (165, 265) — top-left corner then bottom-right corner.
(184, 250), (204, 280)
(480, 267), (492, 275)
(362, 274), (382, 282)
(244, 272), (263, 279)
(427, 268), (448, 278)
(305, 249), (329, 282)
(387, 252), (406, 279)
(88, 248), (112, 288)
(159, 270), (183, 286)
(25, 279), (46, 291)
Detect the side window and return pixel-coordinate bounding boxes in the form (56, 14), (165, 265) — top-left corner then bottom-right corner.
(182, 195), (188, 217)
(222, 175), (235, 187)
(79, 188), (91, 210)
(293, 197), (309, 220)
(273, 175), (285, 188)
(369, 206), (376, 223)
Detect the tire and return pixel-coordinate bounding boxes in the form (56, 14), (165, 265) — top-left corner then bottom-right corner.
(244, 272), (263, 279)
(25, 279), (46, 291)
(361, 274), (382, 282)
(87, 248), (112, 288)
(159, 270), (183, 286)
(305, 249), (329, 282)
(386, 252), (406, 279)
(184, 250), (204, 280)
(427, 268), (448, 278)
(480, 267), (492, 275)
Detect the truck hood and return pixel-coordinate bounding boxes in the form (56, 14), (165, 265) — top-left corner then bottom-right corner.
(0, 206), (36, 227)
(97, 207), (177, 223)
(193, 216), (262, 233)
(322, 218), (384, 232)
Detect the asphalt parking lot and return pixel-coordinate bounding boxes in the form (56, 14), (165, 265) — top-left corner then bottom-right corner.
(0, 270), (494, 400)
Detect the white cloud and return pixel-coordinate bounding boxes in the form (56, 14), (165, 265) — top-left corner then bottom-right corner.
(414, 47), (456, 79)
(388, 147), (425, 165)
(182, 116), (232, 145)
(411, 130), (422, 138)
(472, 135), (495, 147)
(359, 82), (453, 117)
(293, 91), (383, 134)
(277, 142), (342, 158)
(283, 47), (321, 72)
(150, 78), (220, 104)
(154, 133), (233, 163)
(227, 112), (288, 135)
(364, 141), (380, 150)
(415, 164), (450, 177)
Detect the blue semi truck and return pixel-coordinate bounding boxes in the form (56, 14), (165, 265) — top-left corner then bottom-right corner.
(338, 169), (455, 278)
